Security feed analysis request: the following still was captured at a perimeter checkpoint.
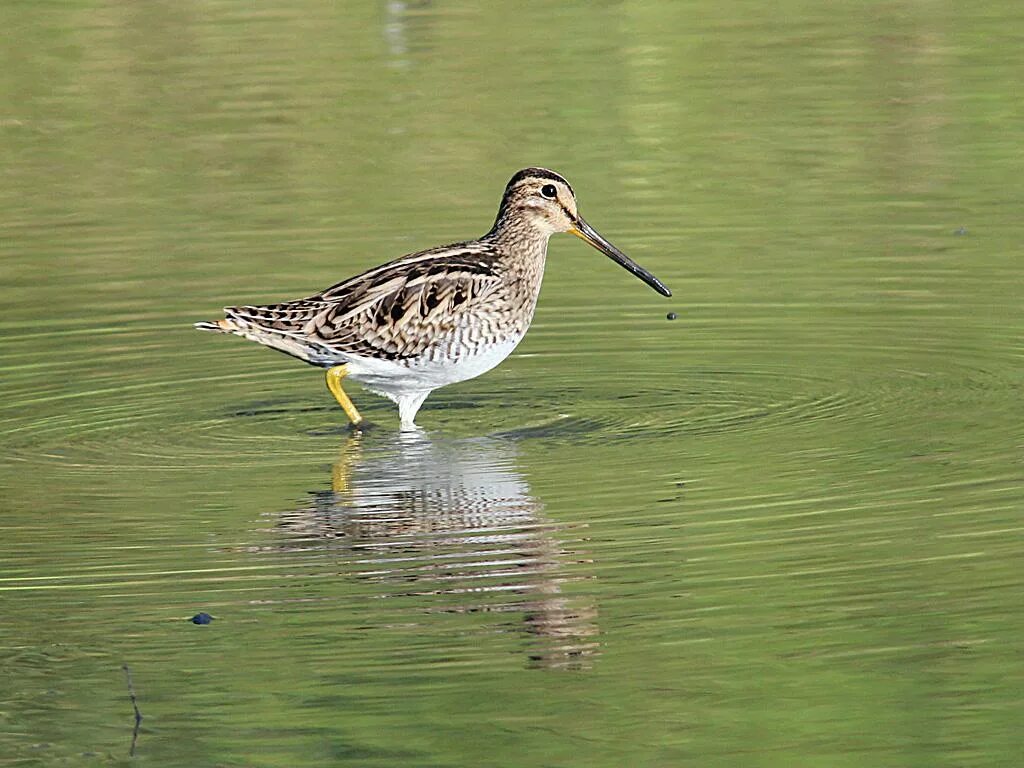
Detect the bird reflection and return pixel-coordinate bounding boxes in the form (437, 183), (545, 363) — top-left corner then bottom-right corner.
(384, 1), (436, 63)
(273, 431), (597, 668)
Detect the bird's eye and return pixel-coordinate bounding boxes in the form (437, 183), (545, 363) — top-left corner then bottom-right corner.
(540, 184), (557, 199)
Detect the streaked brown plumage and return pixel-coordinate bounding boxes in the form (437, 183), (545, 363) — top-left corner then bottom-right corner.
(195, 167), (670, 429)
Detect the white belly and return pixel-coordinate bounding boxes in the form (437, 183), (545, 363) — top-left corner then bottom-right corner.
(344, 335), (523, 397)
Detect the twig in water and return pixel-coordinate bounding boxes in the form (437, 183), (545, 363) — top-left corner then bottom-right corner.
(122, 663), (143, 757)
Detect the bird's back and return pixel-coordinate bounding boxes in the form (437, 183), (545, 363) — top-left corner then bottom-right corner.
(198, 238), (544, 368)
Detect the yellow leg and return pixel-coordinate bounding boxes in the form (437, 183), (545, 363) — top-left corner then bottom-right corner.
(325, 365), (363, 426)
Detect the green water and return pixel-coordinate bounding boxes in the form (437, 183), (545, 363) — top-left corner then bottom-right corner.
(2, 2), (1022, 765)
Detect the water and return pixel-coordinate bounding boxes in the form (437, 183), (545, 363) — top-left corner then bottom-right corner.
(2, 2), (1022, 765)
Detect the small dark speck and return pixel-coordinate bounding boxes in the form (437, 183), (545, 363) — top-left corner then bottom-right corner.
(954, 227), (968, 236)
(666, 312), (678, 321)
(191, 612), (214, 625)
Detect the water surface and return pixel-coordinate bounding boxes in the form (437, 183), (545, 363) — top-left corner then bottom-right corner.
(2, 2), (1022, 766)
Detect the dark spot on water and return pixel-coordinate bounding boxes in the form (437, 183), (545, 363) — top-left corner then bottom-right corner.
(666, 312), (678, 320)
(348, 419), (377, 434)
(231, 404), (323, 418)
(432, 398), (486, 411)
(191, 612), (213, 625)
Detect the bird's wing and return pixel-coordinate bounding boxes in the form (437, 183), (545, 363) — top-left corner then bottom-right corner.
(225, 242), (505, 361)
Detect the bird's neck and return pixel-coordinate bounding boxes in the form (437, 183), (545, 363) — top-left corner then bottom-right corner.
(484, 215), (553, 257)
(484, 220), (551, 278)
(482, 219), (551, 335)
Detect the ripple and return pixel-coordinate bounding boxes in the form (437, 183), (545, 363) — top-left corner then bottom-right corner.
(474, 367), (920, 443)
(1, 311), (1020, 469)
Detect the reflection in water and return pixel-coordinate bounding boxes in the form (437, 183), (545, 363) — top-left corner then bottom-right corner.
(273, 432), (597, 668)
(384, 1), (435, 64)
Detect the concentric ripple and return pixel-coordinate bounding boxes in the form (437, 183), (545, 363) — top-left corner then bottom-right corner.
(2, 310), (1020, 469)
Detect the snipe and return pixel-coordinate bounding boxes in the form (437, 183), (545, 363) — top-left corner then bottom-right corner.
(195, 168), (671, 429)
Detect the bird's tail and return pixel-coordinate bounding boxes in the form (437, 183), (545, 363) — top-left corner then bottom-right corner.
(194, 319), (233, 333)
(193, 312), (336, 367)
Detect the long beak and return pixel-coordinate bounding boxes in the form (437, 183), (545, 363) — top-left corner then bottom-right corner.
(569, 217), (672, 297)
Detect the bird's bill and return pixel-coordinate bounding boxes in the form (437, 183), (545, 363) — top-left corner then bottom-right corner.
(569, 218), (672, 297)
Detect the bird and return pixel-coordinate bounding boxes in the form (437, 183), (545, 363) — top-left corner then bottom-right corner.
(195, 167), (671, 430)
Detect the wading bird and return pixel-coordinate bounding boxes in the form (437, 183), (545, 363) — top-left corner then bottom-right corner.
(196, 168), (670, 429)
